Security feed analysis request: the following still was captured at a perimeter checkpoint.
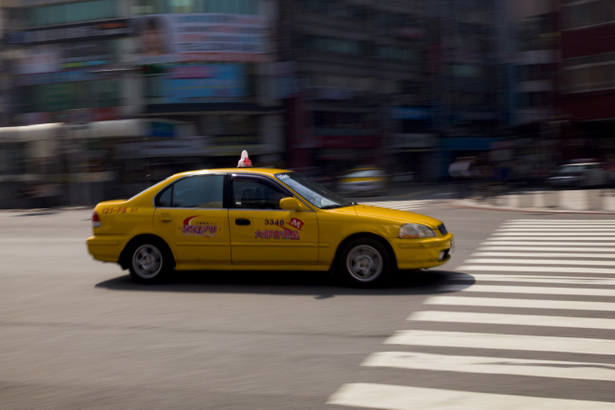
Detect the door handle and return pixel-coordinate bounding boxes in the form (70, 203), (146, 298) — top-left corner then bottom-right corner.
(235, 218), (250, 226)
(159, 212), (172, 222)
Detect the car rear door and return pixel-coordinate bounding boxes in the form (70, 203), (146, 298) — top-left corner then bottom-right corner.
(153, 174), (231, 266)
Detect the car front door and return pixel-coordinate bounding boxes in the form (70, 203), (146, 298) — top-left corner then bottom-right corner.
(153, 174), (231, 267)
(228, 174), (318, 266)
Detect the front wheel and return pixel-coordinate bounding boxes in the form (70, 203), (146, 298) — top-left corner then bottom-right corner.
(128, 240), (173, 283)
(337, 237), (392, 287)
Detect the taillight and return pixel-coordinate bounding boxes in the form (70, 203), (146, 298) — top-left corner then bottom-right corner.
(92, 211), (101, 228)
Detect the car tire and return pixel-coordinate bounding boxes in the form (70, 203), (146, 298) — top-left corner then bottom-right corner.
(337, 237), (391, 287)
(127, 239), (173, 283)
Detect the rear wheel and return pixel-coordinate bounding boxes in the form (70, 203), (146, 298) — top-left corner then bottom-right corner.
(337, 237), (391, 287)
(128, 240), (173, 283)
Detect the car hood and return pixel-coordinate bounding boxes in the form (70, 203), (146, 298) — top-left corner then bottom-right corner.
(351, 204), (442, 227)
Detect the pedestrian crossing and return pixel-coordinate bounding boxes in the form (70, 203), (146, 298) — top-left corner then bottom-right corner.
(328, 219), (615, 409)
(360, 199), (437, 212)
(330, 384), (615, 410)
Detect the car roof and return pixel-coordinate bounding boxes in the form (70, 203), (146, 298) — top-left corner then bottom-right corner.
(172, 167), (290, 178)
(560, 162), (600, 166)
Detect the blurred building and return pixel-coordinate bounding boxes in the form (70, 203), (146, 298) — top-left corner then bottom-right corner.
(0, 6), (8, 128)
(131, 1), (283, 171)
(0, 0), (282, 206)
(276, 0), (434, 180)
(430, 0), (505, 178)
(1, 0), (573, 208)
(557, 0), (615, 161)
(503, 0), (559, 182)
(0, 0), (138, 206)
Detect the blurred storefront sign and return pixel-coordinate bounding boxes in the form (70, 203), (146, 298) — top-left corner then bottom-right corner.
(9, 20), (128, 122)
(208, 135), (260, 157)
(390, 133), (437, 150)
(14, 47), (61, 75)
(169, 64), (246, 102)
(134, 13), (267, 64)
(116, 138), (206, 159)
(319, 135), (381, 149)
(393, 106), (431, 120)
(441, 136), (502, 151)
(18, 70), (96, 86)
(314, 88), (355, 100)
(4, 19), (133, 46)
(15, 42), (113, 85)
(149, 121), (177, 138)
(142, 63), (247, 104)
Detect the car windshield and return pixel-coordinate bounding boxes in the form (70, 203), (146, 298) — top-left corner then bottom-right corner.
(275, 172), (353, 209)
(558, 165), (586, 174)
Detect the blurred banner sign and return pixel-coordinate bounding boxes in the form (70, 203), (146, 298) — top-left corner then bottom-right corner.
(134, 14), (267, 64)
(4, 19), (133, 46)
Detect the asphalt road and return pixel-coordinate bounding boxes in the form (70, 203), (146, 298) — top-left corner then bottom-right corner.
(1, 198), (613, 409)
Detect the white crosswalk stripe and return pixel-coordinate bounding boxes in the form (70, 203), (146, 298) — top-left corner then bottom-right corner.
(329, 384), (615, 410)
(464, 258), (615, 266)
(505, 219), (615, 224)
(442, 282), (615, 295)
(329, 219), (615, 409)
(425, 295), (615, 311)
(482, 244), (615, 253)
(443, 274), (615, 285)
(384, 330), (615, 356)
(362, 351), (615, 382)
(486, 240), (615, 244)
(410, 310), (615, 330)
(453, 265), (615, 274)
(473, 251), (612, 258)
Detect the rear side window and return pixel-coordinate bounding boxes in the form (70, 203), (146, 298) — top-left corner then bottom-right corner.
(156, 174), (224, 208)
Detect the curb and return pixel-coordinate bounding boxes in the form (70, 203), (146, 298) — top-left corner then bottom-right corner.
(450, 190), (615, 215)
(450, 198), (615, 215)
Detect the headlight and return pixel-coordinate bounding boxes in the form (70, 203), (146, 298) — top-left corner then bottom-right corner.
(399, 223), (436, 239)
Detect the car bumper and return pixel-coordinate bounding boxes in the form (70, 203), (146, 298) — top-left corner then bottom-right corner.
(86, 235), (123, 263)
(391, 235), (454, 270)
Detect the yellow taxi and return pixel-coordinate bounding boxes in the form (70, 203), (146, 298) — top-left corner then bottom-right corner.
(337, 167), (389, 196)
(86, 154), (453, 287)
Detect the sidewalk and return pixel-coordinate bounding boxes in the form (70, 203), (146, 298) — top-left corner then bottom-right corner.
(452, 187), (615, 214)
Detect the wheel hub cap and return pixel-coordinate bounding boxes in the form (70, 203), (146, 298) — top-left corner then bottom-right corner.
(134, 245), (162, 278)
(355, 256), (373, 276)
(347, 244), (382, 281)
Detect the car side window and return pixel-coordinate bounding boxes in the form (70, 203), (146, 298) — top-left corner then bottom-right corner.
(156, 175), (224, 208)
(232, 177), (289, 210)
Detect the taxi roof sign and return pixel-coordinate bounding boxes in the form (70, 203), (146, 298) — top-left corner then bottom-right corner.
(237, 150), (253, 167)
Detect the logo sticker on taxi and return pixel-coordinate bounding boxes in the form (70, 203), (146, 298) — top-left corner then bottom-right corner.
(254, 218), (304, 240)
(254, 230), (300, 240)
(289, 218), (304, 230)
(180, 216), (218, 237)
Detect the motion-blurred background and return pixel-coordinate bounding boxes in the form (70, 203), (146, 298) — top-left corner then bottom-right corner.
(0, 0), (614, 208)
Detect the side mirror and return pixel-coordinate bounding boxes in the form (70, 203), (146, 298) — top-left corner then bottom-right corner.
(279, 197), (308, 211)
